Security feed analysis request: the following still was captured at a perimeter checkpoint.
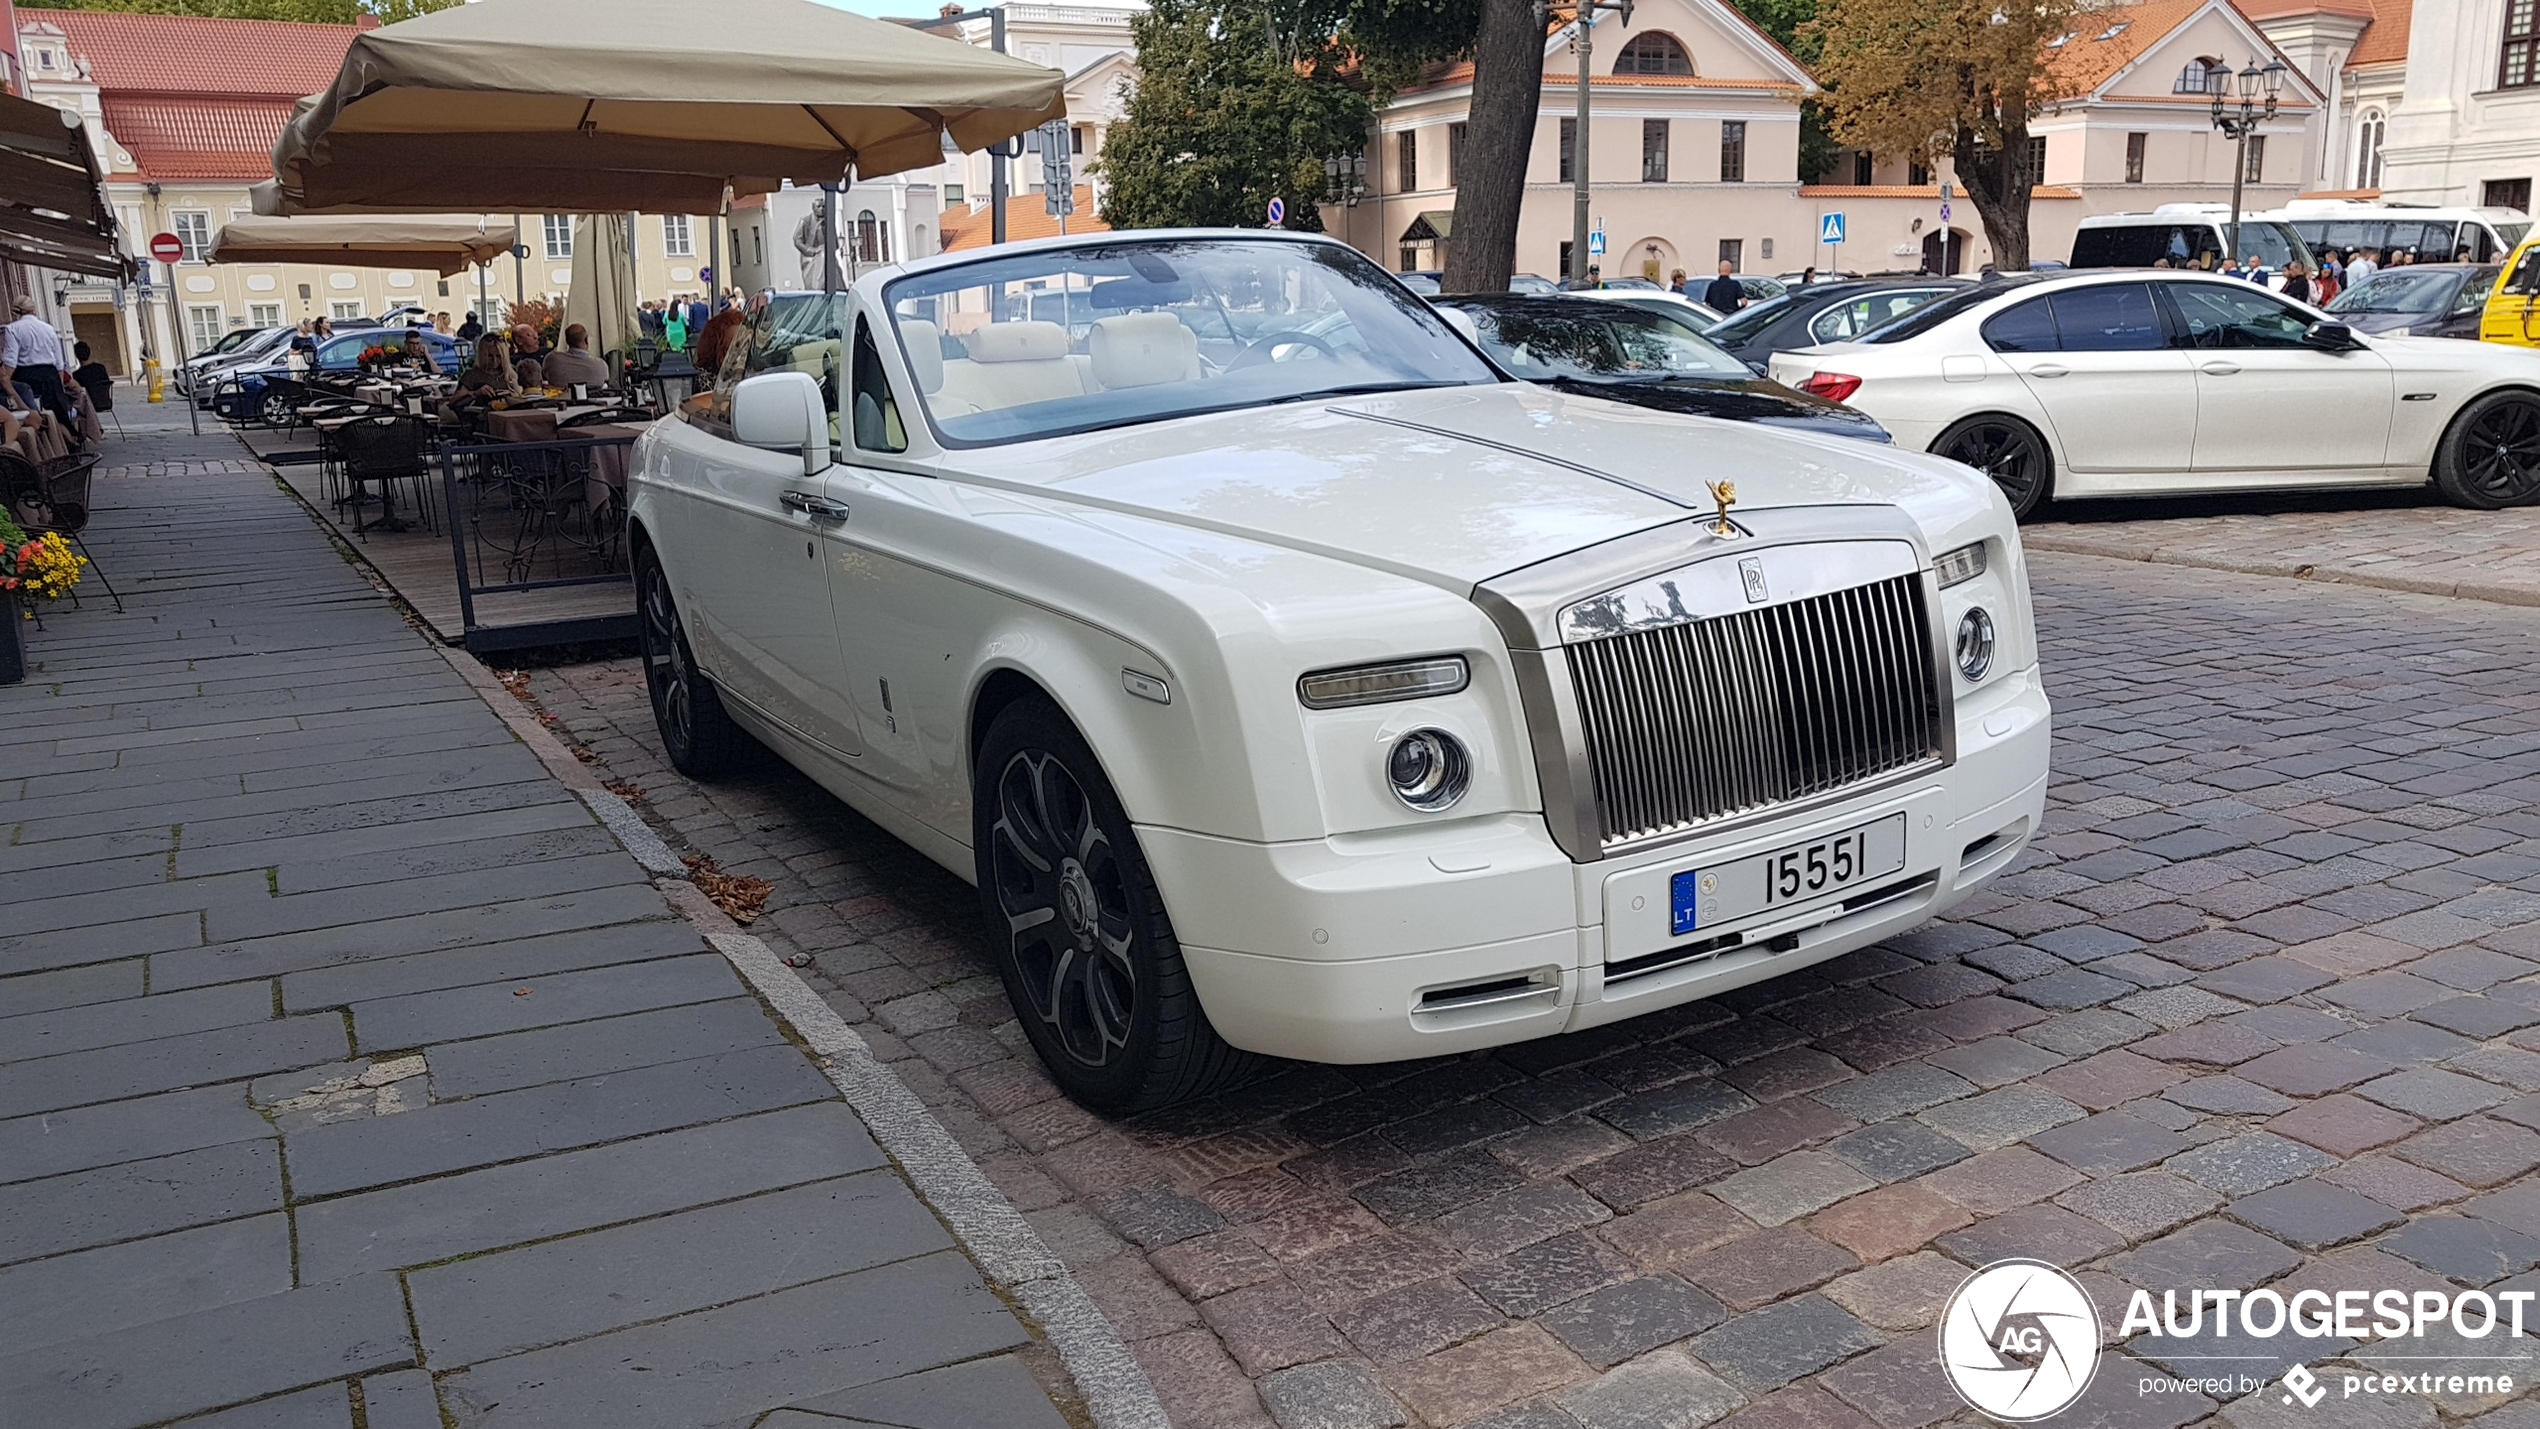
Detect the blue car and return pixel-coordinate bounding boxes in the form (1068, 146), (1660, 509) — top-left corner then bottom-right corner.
(218, 328), (465, 425)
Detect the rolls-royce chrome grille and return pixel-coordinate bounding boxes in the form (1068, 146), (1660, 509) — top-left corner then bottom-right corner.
(1566, 572), (1944, 848)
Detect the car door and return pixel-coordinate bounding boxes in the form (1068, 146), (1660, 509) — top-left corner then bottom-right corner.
(2437, 268), (2501, 339)
(1997, 283), (2197, 474)
(2161, 281), (2395, 474)
(648, 301), (865, 758)
(2485, 246), (2540, 348)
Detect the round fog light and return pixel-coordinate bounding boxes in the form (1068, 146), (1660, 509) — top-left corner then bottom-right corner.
(1955, 608), (1996, 682)
(1387, 729), (1472, 812)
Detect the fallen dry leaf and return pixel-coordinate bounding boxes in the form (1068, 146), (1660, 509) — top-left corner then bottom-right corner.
(683, 854), (772, 924)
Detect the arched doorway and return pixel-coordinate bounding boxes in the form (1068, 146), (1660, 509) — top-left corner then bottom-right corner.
(1922, 227), (1972, 275)
(1630, 237), (1679, 285)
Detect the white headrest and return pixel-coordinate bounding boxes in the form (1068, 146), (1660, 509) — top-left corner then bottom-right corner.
(1089, 312), (1198, 391)
(965, 320), (1070, 363)
(899, 318), (944, 394)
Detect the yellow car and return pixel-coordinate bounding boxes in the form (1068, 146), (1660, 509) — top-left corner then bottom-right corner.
(2484, 235), (2540, 346)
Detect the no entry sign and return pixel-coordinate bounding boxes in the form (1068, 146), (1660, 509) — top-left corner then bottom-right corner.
(149, 232), (184, 264)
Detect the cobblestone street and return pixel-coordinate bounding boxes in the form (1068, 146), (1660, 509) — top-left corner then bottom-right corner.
(514, 535), (2540, 1429)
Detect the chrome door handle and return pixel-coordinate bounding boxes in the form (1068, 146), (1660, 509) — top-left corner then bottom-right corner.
(2199, 362), (2242, 376)
(2026, 364), (2068, 378)
(780, 490), (850, 521)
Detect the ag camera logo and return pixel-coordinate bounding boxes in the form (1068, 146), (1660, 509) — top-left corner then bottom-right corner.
(1939, 1259), (2102, 1421)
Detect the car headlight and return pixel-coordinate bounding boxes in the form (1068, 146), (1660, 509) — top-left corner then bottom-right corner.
(1934, 542), (1987, 589)
(1955, 608), (1996, 682)
(1387, 729), (1471, 811)
(1299, 656), (1469, 709)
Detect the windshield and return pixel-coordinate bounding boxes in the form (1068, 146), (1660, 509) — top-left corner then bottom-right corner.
(1449, 301), (1750, 381)
(2327, 270), (2460, 315)
(1701, 294), (1794, 346)
(2073, 220), (2310, 270)
(886, 239), (1496, 447)
(2502, 221), (2532, 247)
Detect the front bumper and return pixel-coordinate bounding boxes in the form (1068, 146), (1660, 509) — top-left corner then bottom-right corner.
(1146, 665), (2050, 1064)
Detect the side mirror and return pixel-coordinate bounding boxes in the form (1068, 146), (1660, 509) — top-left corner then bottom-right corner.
(2304, 321), (2363, 354)
(730, 370), (831, 476)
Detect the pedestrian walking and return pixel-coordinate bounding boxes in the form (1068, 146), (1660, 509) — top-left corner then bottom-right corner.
(456, 311), (483, 343)
(664, 302), (689, 352)
(1, 296), (78, 428)
(1702, 261), (1745, 312)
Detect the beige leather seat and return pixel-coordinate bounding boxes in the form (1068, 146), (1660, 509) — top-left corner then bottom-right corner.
(1088, 312), (1201, 389)
(935, 320), (1090, 413)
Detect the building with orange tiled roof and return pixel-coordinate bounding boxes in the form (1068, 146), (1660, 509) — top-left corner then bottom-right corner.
(2243, 0), (2536, 216)
(15, 9), (753, 378)
(1317, 0), (2339, 280)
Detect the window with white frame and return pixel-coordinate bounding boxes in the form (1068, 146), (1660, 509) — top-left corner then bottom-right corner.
(663, 213), (694, 257)
(330, 300), (363, 322)
(543, 214), (573, 259)
(187, 304), (225, 350)
(248, 302), (282, 327)
(172, 211), (211, 263)
(2355, 111), (2385, 188)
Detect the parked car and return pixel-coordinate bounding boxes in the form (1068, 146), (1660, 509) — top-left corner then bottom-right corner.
(2483, 233), (2540, 349)
(2324, 263), (2503, 339)
(1570, 288), (1726, 331)
(178, 325), (285, 398)
(1767, 270), (2540, 518)
(1433, 294), (1888, 443)
(628, 231), (2049, 1110)
(221, 328), (465, 424)
(1397, 270), (1561, 296)
(1702, 278), (1966, 371)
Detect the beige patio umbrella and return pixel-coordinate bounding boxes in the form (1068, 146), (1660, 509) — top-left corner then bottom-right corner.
(560, 214), (639, 368)
(261, 0), (1065, 216)
(206, 213), (517, 275)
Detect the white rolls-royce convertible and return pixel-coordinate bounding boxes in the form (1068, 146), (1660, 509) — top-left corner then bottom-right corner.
(629, 232), (2051, 1111)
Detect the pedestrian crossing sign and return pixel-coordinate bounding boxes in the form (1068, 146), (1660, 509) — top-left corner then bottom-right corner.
(1820, 213), (1846, 245)
(1588, 230), (1606, 257)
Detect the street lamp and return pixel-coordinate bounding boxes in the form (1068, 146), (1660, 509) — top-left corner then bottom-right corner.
(1535, 0), (1634, 286)
(1322, 151), (1367, 208)
(2209, 54), (2286, 265)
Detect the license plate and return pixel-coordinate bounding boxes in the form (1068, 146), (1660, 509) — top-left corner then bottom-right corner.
(1671, 813), (1909, 936)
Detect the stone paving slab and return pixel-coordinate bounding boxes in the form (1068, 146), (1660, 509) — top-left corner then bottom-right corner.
(0, 422), (1088, 1428)
(517, 509), (2540, 1427)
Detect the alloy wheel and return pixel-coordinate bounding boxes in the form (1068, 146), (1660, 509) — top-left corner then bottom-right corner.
(1938, 419), (2048, 517)
(2460, 395), (2540, 505)
(990, 749), (1137, 1069)
(638, 559), (691, 751)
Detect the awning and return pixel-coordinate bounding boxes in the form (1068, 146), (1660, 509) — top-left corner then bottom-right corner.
(263, 0), (1066, 216)
(207, 214), (519, 275)
(1402, 210), (1455, 243)
(0, 92), (129, 280)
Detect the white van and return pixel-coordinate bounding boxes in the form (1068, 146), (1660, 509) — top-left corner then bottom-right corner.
(2069, 205), (2315, 282)
(2272, 199), (2531, 265)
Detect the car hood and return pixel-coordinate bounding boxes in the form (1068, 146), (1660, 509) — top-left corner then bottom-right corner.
(936, 382), (1996, 590)
(1544, 376), (1892, 443)
(2337, 311), (2437, 335)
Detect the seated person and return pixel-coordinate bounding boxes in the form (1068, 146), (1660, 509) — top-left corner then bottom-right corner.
(400, 330), (442, 375)
(514, 355), (545, 389)
(71, 342), (111, 405)
(542, 324), (613, 391)
(450, 336), (520, 407)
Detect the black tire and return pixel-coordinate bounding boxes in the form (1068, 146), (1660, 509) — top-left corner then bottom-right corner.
(2432, 389), (2540, 510)
(973, 696), (1255, 1113)
(1933, 414), (2055, 522)
(635, 541), (751, 777)
(259, 388), (294, 429)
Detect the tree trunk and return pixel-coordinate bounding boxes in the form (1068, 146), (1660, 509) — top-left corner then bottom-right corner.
(1441, 0), (1545, 293)
(1953, 125), (2033, 270)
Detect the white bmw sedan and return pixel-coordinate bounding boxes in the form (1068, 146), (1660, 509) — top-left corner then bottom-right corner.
(1768, 270), (2540, 519)
(629, 232), (2050, 1111)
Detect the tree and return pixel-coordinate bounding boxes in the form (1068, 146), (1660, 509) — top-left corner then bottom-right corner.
(1435, 0), (1540, 293)
(1095, 0), (1374, 233)
(17, 0), (458, 21)
(1806, 0), (2075, 266)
